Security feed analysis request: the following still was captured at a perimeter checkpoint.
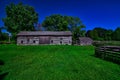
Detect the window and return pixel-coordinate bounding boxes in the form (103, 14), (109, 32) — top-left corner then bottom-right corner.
(60, 41), (62, 44)
(27, 38), (29, 44)
(27, 38), (29, 42)
(33, 40), (36, 43)
(51, 40), (53, 43)
(69, 41), (71, 43)
(21, 40), (23, 44)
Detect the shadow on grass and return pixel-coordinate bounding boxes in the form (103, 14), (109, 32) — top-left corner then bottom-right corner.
(0, 60), (4, 65)
(0, 72), (9, 80)
(0, 59), (8, 80)
(91, 54), (120, 65)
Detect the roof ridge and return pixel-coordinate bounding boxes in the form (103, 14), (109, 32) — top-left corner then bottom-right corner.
(17, 31), (72, 36)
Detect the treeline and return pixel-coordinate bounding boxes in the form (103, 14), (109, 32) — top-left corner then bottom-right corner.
(86, 27), (120, 41)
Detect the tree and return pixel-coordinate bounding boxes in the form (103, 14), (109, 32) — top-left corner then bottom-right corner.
(1, 33), (9, 41)
(87, 29), (99, 40)
(0, 27), (5, 41)
(42, 14), (86, 44)
(0, 27), (2, 41)
(64, 16), (86, 36)
(86, 27), (111, 41)
(94, 27), (107, 40)
(2, 2), (38, 39)
(112, 27), (120, 41)
(105, 30), (113, 41)
(42, 14), (68, 31)
(67, 17), (86, 44)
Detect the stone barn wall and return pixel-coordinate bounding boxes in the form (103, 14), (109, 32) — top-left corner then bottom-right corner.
(79, 37), (93, 45)
(50, 36), (72, 45)
(17, 31), (72, 45)
(17, 36), (39, 45)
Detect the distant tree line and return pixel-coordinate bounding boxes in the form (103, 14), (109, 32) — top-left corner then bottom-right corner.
(86, 27), (120, 41)
(0, 2), (120, 43)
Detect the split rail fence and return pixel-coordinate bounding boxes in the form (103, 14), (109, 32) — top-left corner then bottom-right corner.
(95, 46), (120, 64)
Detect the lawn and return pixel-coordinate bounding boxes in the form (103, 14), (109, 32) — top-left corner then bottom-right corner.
(0, 45), (120, 80)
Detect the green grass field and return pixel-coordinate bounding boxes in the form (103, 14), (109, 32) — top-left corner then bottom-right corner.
(0, 45), (120, 80)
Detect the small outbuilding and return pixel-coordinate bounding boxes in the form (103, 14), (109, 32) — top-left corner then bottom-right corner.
(17, 31), (72, 45)
(78, 37), (93, 45)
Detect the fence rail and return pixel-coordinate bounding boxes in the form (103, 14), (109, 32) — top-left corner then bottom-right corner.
(95, 46), (120, 64)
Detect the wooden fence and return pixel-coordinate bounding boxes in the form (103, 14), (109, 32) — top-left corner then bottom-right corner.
(95, 46), (120, 64)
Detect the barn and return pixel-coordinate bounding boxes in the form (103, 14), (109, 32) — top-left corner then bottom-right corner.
(17, 31), (72, 45)
(78, 37), (93, 45)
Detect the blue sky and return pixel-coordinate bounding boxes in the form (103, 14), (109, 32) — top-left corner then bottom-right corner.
(0, 0), (120, 31)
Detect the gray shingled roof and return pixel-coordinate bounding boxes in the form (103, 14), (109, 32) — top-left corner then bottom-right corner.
(17, 31), (72, 36)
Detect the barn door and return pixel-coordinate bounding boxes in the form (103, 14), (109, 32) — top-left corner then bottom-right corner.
(39, 37), (49, 44)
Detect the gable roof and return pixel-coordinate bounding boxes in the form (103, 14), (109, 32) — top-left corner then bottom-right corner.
(17, 31), (72, 36)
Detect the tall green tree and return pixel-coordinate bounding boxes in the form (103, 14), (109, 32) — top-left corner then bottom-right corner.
(94, 27), (107, 40)
(0, 27), (5, 41)
(0, 27), (2, 41)
(2, 2), (38, 39)
(112, 27), (120, 41)
(65, 16), (86, 44)
(105, 30), (113, 41)
(64, 16), (86, 34)
(1, 33), (9, 41)
(42, 14), (86, 44)
(42, 14), (68, 31)
(64, 16), (83, 31)
(88, 29), (99, 40)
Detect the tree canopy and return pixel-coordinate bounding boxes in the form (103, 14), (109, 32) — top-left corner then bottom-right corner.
(112, 27), (120, 41)
(42, 14), (68, 31)
(0, 27), (2, 41)
(2, 2), (38, 39)
(42, 14), (86, 43)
